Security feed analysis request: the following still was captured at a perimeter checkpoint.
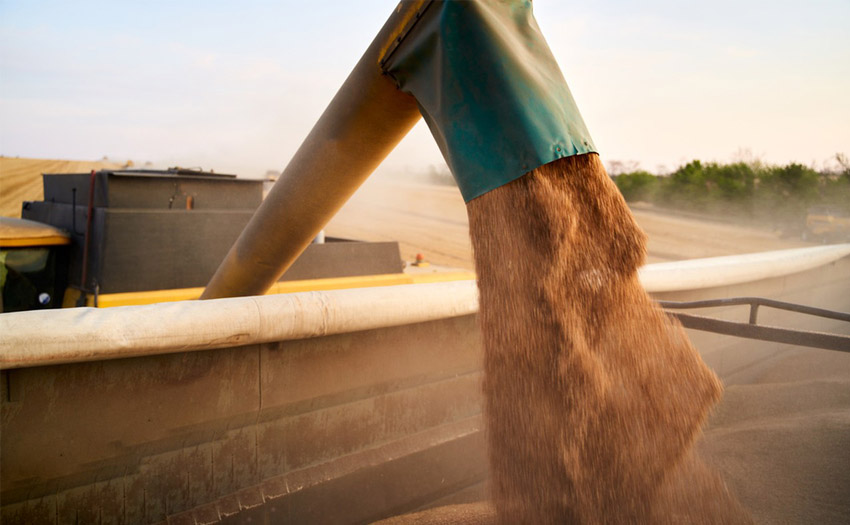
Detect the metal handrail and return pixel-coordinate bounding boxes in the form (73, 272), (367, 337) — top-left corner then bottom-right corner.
(659, 297), (850, 353)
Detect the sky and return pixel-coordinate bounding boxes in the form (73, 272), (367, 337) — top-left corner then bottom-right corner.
(1, 0), (848, 178)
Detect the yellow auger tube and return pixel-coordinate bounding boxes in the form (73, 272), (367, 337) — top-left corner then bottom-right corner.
(202, 2), (425, 299)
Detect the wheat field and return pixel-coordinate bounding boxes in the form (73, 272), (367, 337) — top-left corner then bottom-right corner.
(0, 157), (125, 218)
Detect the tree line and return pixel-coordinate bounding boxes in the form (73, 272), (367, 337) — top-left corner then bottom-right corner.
(612, 155), (850, 233)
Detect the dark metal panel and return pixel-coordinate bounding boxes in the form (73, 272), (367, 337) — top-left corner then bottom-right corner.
(98, 211), (404, 293)
(98, 209), (258, 292)
(281, 241), (403, 281)
(42, 172), (110, 208)
(22, 202), (255, 293)
(42, 172), (263, 210)
(22, 201), (405, 294)
(102, 175), (263, 210)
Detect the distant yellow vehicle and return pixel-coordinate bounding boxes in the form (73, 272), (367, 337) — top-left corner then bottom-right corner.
(805, 206), (850, 242)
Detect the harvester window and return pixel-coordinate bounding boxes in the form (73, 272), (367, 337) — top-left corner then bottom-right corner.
(0, 247), (59, 313)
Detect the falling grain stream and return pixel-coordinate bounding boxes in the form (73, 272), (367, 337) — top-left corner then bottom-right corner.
(381, 154), (751, 524)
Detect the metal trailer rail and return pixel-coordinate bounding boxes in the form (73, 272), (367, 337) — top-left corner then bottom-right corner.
(660, 297), (850, 353)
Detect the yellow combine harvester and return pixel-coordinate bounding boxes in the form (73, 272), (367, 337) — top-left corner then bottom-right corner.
(0, 168), (471, 313)
(805, 206), (850, 242)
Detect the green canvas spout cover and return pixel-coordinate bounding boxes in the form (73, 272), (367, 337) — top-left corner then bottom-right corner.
(381, 0), (597, 202)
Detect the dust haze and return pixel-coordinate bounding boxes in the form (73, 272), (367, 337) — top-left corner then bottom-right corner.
(326, 168), (810, 268)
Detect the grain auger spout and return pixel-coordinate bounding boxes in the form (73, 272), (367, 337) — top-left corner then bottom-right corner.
(201, 0), (596, 299)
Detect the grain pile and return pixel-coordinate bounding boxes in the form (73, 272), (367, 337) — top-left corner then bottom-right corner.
(464, 153), (749, 523)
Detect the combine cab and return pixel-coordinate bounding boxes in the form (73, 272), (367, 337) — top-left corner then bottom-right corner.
(0, 217), (70, 312)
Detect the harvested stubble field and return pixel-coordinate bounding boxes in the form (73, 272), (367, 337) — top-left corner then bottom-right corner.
(325, 176), (810, 267)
